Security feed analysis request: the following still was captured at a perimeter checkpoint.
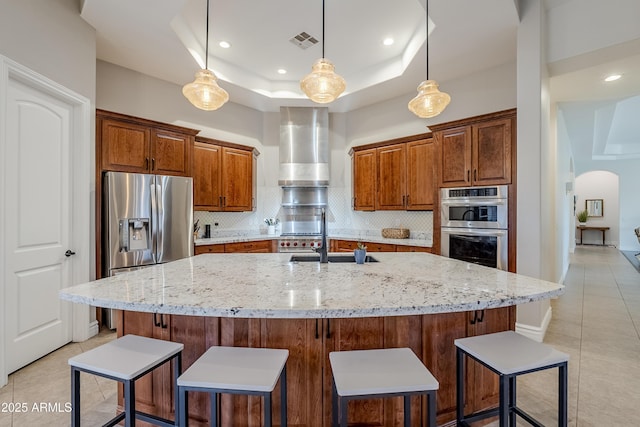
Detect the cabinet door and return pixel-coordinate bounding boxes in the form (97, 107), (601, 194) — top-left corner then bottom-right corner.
(331, 239), (358, 252)
(366, 242), (396, 252)
(422, 312), (467, 425)
(224, 240), (272, 253)
(101, 119), (151, 172)
(169, 315), (219, 427)
(194, 244), (225, 255)
(467, 307), (513, 414)
(324, 318), (386, 426)
(439, 126), (472, 187)
(352, 149), (376, 211)
(472, 118), (512, 185)
(119, 311), (170, 419)
(406, 138), (435, 210)
(221, 147), (253, 211)
(193, 142), (222, 211)
(376, 143), (406, 210)
(396, 245), (432, 253)
(151, 129), (192, 177)
(262, 319), (323, 427)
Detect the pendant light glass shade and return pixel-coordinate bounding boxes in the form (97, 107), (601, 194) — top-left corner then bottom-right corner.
(408, 0), (450, 118)
(182, 69), (229, 111)
(300, 58), (346, 104)
(408, 79), (451, 118)
(182, 0), (228, 111)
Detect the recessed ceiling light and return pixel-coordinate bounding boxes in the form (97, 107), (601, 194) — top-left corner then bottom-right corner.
(277, 69), (287, 75)
(604, 74), (621, 82)
(383, 38), (394, 46)
(219, 41), (231, 49)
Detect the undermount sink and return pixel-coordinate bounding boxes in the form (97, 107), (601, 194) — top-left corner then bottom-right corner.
(289, 254), (379, 263)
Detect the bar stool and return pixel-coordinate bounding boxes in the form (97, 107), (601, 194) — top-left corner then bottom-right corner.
(329, 347), (439, 427)
(68, 334), (183, 427)
(455, 331), (569, 426)
(177, 346), (288, 427)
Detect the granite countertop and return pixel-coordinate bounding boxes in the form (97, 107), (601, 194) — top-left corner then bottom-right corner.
(195, 231), (432, 248)
(59, 252), (563, 318)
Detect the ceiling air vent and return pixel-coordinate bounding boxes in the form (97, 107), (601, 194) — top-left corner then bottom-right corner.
(289, 32), (318, 50)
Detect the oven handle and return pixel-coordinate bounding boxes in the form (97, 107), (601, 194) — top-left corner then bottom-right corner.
(440, 227), (508, 237)
(441, 199), (507, 207)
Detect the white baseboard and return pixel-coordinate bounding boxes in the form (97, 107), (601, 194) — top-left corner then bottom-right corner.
(515, 306), (552, 342)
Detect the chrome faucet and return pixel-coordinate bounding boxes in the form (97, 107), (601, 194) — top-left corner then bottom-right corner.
(314, 208), (328, 263)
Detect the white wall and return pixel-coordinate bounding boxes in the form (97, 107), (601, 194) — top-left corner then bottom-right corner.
(547, 0), (640, 67)
(347, 61), (517, 146)
(554, 107), (576, 273)
(574, 171), (620, 247)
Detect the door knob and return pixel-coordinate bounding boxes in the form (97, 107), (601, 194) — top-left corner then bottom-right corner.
(65, 250), (76, 257)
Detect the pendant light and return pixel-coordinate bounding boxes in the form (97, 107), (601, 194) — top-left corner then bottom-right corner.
(408, 0), (450, 118)
(300, 0), (346, 103)
(182, 0), (229, 111)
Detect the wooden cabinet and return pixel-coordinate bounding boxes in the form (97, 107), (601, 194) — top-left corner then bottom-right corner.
(98, 110), (195, 177)
(118, 311), (219, 427)
(193, 137), (258, 212)
(422, 306), (514, 425)
(406, 138), (436, 210)
(434, 110), (515, 188)
(352, 148), (376, 211)
(224, 240), (273, 253)
(194, 244), (225, 255)
(376, 143), (406, 210)
(351, 133), (435, 211)
(195, 240), (275, 255)
(120, 307), (513, 427)
(330, 239), (431, 253)
(193, 142), (222, 211)
(117, 311), (169, 421)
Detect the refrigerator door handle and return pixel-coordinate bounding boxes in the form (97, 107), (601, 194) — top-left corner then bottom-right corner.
(156, 181), (164, 262)
(151, 179), (162, 263)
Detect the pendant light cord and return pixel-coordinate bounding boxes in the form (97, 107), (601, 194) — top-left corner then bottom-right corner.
(322, 0), (326, 59)
(426, 0), (429, 80)
(205, 0), (210, 70)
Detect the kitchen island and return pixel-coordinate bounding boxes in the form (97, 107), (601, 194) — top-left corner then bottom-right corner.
(60, 252), (563, 426)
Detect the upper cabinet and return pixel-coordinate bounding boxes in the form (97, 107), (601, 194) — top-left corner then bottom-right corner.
(98, 110), (197, 177)
(352, 148), (377, 211)
(351, 134), (435, 211)
(193, 137), (258, 212)
(432, 109), (515, 188)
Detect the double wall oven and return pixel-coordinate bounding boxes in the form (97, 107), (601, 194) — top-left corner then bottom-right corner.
(440, 185), (508, 271)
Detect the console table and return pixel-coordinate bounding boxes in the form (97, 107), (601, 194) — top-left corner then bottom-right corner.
(577, 225), (610, 246)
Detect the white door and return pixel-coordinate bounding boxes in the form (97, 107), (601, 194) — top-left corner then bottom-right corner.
(3, 73), (75, 373)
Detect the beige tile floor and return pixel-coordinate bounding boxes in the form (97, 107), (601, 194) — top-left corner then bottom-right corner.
(0, 246), (638, 426)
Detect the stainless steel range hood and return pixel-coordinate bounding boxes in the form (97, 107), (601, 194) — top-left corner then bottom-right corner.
(279, 107), (329, 187)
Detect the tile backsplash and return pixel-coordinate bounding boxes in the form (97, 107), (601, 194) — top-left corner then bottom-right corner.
(194, 186), (433, 239)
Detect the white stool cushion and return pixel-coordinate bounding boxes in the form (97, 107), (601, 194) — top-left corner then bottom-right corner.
(455, 331), (569, 375)
(329, 348), (439, 397)
(68, 334), (183, 380)
(177, 346), (289, 393)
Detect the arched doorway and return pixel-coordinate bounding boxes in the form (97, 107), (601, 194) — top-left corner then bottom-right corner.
(574, 171), (619, 247)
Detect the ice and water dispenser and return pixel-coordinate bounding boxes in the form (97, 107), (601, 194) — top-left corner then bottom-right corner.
(119, 218), (150, 252)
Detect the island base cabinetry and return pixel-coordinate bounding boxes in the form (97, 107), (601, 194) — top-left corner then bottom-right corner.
(118, 307), (514, 426)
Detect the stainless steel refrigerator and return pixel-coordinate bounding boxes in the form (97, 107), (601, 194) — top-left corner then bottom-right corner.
(102, 171), (194, 328)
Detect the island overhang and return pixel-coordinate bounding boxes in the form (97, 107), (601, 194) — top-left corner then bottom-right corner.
(59, 252), (564, 318)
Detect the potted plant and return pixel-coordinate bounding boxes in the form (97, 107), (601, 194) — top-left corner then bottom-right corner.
(576, 209), (588, 226)
(264, 217), (279, 235)
(354, 242), (367, 264)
